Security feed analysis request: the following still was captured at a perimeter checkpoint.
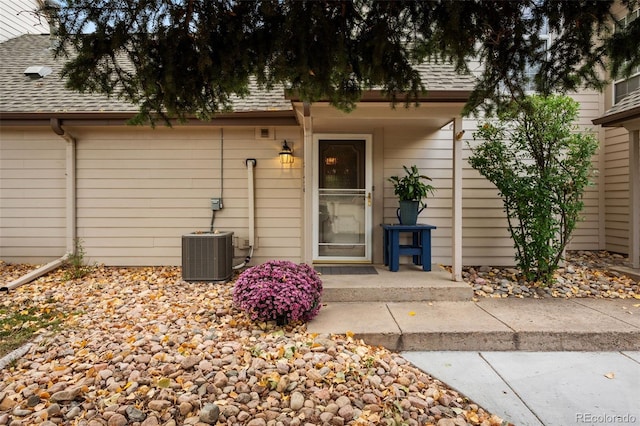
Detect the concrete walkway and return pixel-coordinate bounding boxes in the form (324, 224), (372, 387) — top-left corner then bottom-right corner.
(309, 265), (640, 424)
(402, 351), (640, 426)
(308, 298), (640, 425)
(307, 298), (640, 351)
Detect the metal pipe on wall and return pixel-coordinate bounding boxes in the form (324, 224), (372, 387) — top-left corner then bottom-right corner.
(246, 158), (256, 248)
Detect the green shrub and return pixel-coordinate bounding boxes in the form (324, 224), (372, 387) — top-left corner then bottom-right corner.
(469, 95), (598, 285)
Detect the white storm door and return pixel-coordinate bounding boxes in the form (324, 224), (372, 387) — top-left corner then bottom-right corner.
(313, 134), (372, 262)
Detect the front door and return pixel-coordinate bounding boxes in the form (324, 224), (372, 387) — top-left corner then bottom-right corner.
(313, 134), (372, 262)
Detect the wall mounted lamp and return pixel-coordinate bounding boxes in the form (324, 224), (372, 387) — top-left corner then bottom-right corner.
(279, 140), (294, 164)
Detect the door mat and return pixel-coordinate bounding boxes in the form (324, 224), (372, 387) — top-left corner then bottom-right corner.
(314, 266), (378, 275)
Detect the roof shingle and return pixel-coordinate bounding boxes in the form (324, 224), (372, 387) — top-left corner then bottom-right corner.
(1, 34), (475, 116)
(593, 87), (640, 126)
(0, 34), (293, 115)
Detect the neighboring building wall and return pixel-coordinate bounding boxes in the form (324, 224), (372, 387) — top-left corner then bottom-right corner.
(0, 127), (66, 263)
(596, 1), (638, 256)
(0, 125), (303, 266)
(0, 0), (48, 42)
(603, 126), (630, 254)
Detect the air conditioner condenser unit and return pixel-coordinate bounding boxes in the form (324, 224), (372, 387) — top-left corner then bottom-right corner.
(182, 231), (234, 282)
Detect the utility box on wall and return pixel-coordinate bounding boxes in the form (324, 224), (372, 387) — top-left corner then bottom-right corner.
(182, 231), (234, 282)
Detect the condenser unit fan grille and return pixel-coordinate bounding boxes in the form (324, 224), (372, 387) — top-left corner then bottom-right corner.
(182, 232), (233, 282)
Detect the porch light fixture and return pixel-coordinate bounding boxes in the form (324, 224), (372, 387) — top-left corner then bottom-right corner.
(279, 140), (294, 164)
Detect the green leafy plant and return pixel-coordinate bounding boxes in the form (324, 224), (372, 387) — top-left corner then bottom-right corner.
(63, 238), (94, 280)
(469, 95), (598, 285)
(388, 165), (435, 209)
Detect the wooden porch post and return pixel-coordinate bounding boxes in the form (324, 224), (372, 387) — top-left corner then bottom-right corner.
(629, 129), (640, 269)
(302, 102), (314, 264)
(452, 117), (463, 281)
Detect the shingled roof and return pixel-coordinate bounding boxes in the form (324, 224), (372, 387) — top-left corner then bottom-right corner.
(593, 87), (640, 126)
(1, 34), (474, 119)
(0, 34), (293, 116)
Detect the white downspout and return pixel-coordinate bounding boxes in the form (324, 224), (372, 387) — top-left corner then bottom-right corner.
(232, 158), (257, 270)
(52, 118), (77, 253)
(246, 159), (256, 248)
(0, 256), (70, 291)
(0, 119), (76, 291)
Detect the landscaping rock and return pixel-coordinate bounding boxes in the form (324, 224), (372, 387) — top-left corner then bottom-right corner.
(0, 262), (508, 426)
(199, 403), (220, 424)
(462, 251), (639, 299)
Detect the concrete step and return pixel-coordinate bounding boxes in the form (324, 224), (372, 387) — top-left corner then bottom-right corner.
(306, 298), (640, 352)
(611, 265), (640, 282)
(319, 264), (473, 303)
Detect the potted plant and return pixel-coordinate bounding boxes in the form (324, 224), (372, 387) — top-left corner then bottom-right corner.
(388, 165), (435, 225)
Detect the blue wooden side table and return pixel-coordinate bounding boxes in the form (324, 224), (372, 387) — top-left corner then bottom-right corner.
(382, 224), (437, 272)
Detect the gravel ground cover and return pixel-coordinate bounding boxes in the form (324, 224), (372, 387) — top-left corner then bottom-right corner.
(0, 263), (504, 426)
(463, 250), (639, 300)
(1, 250), (636, 426)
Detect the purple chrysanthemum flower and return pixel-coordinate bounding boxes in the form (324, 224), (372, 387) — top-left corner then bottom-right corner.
(232, 260), (323, 324)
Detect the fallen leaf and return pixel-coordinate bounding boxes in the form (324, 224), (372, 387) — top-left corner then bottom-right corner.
(157, 377), (171, 388)
(465, 410), (480, 423)
(409, 311), (416, 316)
(604, 372), (615, 379)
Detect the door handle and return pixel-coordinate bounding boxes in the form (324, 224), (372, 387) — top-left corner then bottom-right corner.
(367, 192), (371, 206)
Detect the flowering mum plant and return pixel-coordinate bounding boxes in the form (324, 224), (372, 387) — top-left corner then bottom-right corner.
(232, 260), (323, 324)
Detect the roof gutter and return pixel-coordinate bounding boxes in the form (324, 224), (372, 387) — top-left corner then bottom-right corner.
(284, 89), (473, 103)
(0, 110), (299, 127)
(0, 120), (77, 292)
(592, 107), (640, 127)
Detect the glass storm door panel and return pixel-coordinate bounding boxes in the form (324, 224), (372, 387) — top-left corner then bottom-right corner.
(315, 138), (371, 261)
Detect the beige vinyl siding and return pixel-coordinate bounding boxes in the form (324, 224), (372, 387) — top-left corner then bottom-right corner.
(599, 0), (635, 256)
(457, 90), (604, 265)
(0, 0), (49, 42)
(381, 125), (517, 266)
(379, 97), (605, 269)
(603, 126), (630, 254)
(382, 126), (456, 265)
(566, 90), (604, 251)
(461, 121), (516, 266)
(71, 125), (302, 266)
(0, 128), (67, 263)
